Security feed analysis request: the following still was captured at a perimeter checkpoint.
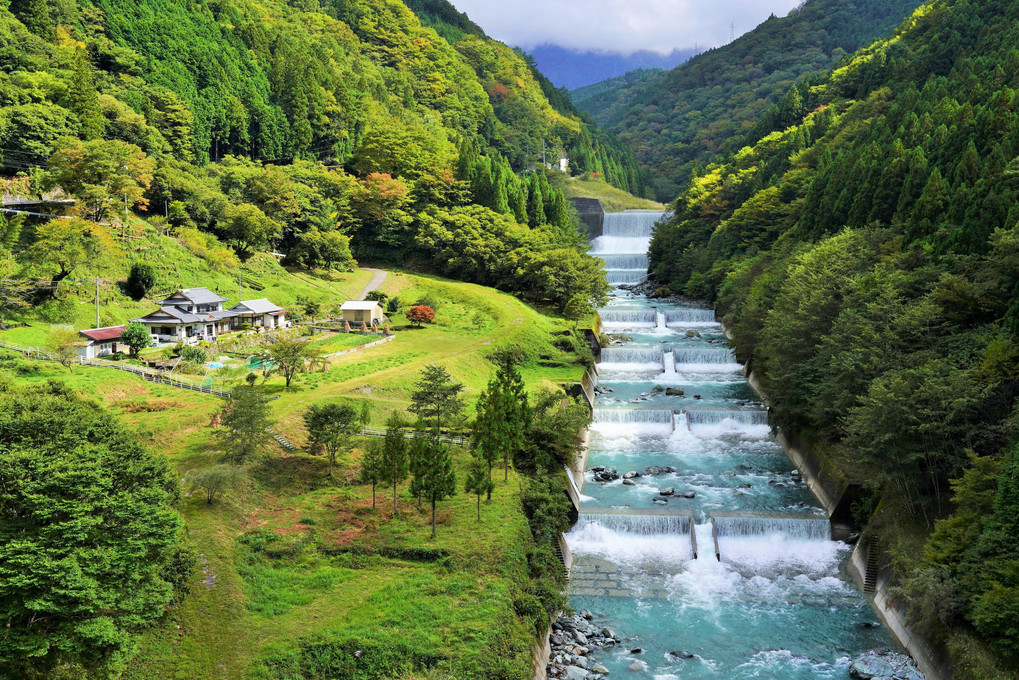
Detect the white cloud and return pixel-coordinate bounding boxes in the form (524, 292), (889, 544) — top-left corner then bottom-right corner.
(448, 0), (804, 54)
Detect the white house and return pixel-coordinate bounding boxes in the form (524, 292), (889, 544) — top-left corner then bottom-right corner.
(229, 299), (286, 329)
(131, 288), (236, 343)
(340, 301), (384, 326)
(76, 325), (127, 359)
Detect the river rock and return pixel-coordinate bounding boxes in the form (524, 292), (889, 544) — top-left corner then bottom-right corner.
(685, 330), (701, 338)
(581, 609), (594, 620)
(693, 394), (702, 399)
(737, 482), (752, 488)
(652, 496), (668, 505)
(574, 631), (588, 645)
(574, 655), (589, 668)
(591, 466), (606, 472)
(651, 385), (664, 393)
(622, 478), (636, 486)
(849, 650), (926, 680)
(600, 627), (615, 638)
(623, 471), (639, 479)
(591, 663), (610, 674)
(644, 465), (676, 475)
(627, 661), (646, 672)
(665, 388), (684, 396)
(668, 650), (695, 659)
(682, 490), (696, 498)
(565, 666), (589, 680)
(659, 487), (675, 496)
(630, 647), (643, 654)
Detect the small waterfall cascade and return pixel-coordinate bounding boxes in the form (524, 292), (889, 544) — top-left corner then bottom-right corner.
(593, 408), (675, 427)
(674, 347), (738, 365)
(712, 513), (832, 541)
(599, 347), (665, 368)
(591, 210), (664, 287)
(600, 308), (657, 327)
(576, 510), (692, 536)
(686, 409), (770, 427)
(599, 254), (649, 270)
(665, 309), (716, 326)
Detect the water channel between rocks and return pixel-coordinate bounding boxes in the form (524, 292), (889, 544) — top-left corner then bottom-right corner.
(564, 210), (893, 679)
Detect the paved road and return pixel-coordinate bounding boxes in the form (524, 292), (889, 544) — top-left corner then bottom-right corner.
(355, 268), (388, 300)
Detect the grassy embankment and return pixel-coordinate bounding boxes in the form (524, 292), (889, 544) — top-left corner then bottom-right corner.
(0, 234), (591, 679)
(559, 175), (664, 212)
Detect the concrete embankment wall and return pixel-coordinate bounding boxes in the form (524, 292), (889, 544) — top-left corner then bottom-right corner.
(848, 543), (955, 680)
(722, 319), (954, 679)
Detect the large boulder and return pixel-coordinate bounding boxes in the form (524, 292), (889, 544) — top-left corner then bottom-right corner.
(849, 650), (926, 680)
(565, 666), (589, 680)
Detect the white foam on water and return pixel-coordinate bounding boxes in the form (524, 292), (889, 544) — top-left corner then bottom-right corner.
(565, 521), (693, 565)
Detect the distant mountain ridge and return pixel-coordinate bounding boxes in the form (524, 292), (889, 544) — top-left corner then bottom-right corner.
(528, 44), (701, 90)
(576, 0), (923, 201)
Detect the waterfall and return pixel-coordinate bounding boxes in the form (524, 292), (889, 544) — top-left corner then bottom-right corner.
(577, 510), (692, 536)
(607, 270), (645, 284)
(590, 209), (664, 258)
(674, 348), (738, 365)
(712, 513), (832, 541)
(601, 210), (664, 238)
(599, 348), (664, 371)
(665, 309), (717, 326)
(600, 308), (657, 326)
(600, 254), (649, 269)
(685, 409), (769, 426)
(593, 408), (675, 426)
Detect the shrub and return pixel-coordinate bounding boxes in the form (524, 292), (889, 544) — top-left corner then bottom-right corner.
(365, 290), (388, 303)
(125, 262), (156, 300)
(406, 305), (435, 326)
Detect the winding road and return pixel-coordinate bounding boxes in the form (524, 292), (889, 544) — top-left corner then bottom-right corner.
(355, 268), (388, 300)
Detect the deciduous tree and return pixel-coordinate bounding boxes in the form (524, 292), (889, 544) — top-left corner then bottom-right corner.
(121, 321), (151, 358)
(218, 385), (274, 464)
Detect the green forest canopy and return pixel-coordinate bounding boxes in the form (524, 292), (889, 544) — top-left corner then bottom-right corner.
(647, 0), (1019, 673)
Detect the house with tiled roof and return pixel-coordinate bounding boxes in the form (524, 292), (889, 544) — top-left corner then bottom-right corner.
(76, 325), (127, 359)
(229, 299), (286, 330)
(130, 288), (287, 344)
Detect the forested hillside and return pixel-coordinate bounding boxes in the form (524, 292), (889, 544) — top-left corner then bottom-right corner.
(0, 0), (645, 313)
(648, 1), (1019, 675)
(577, 0), (921, 200)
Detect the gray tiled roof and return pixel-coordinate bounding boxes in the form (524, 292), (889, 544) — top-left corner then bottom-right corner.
(155, 287), (227, 306)
(233, 299), (283, 315)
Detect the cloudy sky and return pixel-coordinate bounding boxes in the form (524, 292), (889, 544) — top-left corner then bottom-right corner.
(448, 0), (804, 54)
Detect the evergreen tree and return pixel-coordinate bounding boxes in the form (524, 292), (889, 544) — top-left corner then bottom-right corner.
(409, 364), (465, 439)
(379, 411), (409, 516)
(303, 402), (360, 476)
(464, 452), (492, 521)
(473, 349), (531, 492)
(66, 51), (104, 141)
(526, 174), (544, 227)
(361, 440), (384, 508)
(412, 438), (456, 538)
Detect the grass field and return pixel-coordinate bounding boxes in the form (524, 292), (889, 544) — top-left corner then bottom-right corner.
(560, 175), (665, 212)
(1, 261), (590, 679)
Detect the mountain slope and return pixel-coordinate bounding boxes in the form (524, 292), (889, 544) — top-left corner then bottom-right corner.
(578, 0), (922, 200)
(529, 44), (699, 90)
(648, 1), (1019, 673)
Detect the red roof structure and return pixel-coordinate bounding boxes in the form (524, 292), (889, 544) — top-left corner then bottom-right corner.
(79, 325), (126, 341)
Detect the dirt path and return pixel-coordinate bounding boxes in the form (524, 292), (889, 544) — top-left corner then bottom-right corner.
(354, 268), (388, 300)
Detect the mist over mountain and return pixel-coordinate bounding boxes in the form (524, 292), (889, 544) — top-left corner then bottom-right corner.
(528, 44), (701, 90)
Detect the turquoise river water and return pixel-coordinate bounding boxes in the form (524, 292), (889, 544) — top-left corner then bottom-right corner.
(565, 210), (893, 679)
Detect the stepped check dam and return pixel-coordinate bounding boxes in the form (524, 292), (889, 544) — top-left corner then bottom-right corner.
(561, 209), (894, 678)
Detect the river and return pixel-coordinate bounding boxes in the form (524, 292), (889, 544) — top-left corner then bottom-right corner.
(564, 209), (892, 678)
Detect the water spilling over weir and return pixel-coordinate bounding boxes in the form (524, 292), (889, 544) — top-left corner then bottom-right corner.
(564, 209), (892, 678)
